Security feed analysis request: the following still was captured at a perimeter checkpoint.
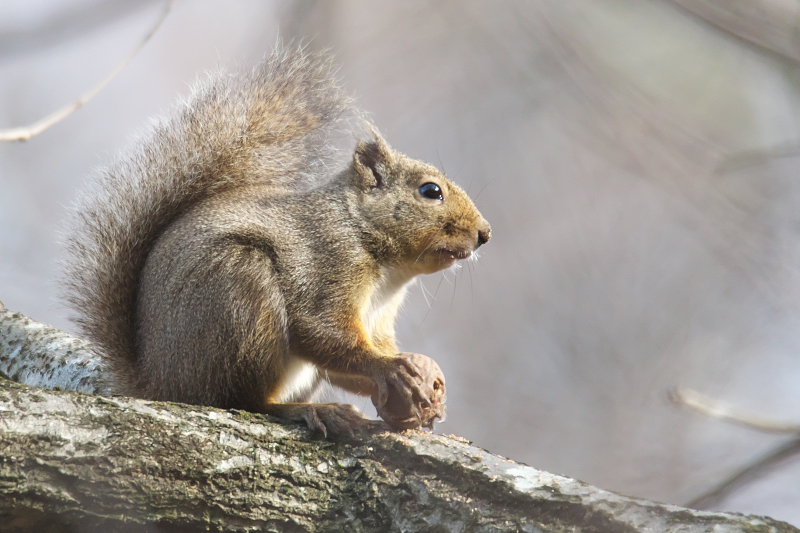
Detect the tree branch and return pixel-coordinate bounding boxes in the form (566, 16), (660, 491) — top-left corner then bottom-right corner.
(685, 436), (800, 511)
(0, 0), (162, 58)
(671, 388), (800, 434)
(671, 388), (800, 510)
(1, 302), (797, 531)
(0, 299), (108, 394)
(0, 379), (796, 532)
(0, 0), (175, 142)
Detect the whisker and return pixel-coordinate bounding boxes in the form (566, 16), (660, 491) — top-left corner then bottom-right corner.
(468, 261), (475, 308)
(419, 278), (432, 309)
(466, 172), (476, 195)
(473, 179), (494, 202)
(433, 271), (447, 298)
(448, 161), (466, 183)
(415, 225), (444, 263)
(396, 225), (429, 239)
(390, 220), (439, 241)
(423, 280), (436, 302)
(450, 261), (461, 310)
(423, 272), (448, 323)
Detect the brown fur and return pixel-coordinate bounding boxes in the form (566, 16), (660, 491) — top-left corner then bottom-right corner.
(62, 47), (490, 434)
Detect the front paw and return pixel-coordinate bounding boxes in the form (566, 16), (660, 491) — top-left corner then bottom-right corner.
(372, 353), (446, 430)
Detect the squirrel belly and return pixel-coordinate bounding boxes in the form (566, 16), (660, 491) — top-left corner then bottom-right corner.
(63, 47), (491, 434)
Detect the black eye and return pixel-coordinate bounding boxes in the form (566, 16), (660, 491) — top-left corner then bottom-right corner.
(419, 182), (443, 201)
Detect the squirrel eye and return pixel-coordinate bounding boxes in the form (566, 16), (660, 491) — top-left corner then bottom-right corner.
(419, 182), (443, 201)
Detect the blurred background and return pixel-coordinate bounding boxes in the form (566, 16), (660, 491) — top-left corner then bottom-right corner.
(2, 0), (800, 524)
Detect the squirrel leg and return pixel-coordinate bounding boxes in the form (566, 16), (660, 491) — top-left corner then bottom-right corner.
(259, 402), (367, 437)
(290, 299), (448, 429)
(327, 355), (446, 430)
(293, 316), (421, 391)
(313, 349), (429, 420)
(326, 366), (426, 410)
(325, 372), (376, 397)
(309, 345), (440, 429)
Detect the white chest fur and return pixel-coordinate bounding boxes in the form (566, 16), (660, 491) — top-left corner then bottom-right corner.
(275, 357), (318, 402)
(362, 266), (414, 341)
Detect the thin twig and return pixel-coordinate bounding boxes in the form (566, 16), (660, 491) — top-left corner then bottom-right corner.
(0, 0), (176, 142)
(685, 436), (800, 509)
(0, 0), (161, 59)
(671, 388), (800, 509)
(670, 388), (800, 434)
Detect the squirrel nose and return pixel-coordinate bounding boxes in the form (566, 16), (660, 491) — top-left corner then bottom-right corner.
(477, 225), (491, 247)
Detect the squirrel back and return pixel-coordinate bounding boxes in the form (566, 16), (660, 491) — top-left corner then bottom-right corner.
(63, 48), (357, 394)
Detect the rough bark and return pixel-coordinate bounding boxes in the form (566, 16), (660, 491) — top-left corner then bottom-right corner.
(0, 299), (108, 395)
(0, 300), (797, 532)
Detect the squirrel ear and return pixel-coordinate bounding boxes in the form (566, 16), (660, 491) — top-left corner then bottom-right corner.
(353, 131), (392, 189)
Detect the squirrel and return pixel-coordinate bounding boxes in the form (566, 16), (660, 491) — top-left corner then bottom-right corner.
(62, 47), (491, 435)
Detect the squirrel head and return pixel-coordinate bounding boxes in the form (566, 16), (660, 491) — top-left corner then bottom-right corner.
(350, 131), (491, 275)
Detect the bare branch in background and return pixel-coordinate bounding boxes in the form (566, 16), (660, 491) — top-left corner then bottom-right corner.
(671, 388), (800, 509)
(671, 388), (800, 434)
(0, 0), (161, 58)
(686, 436), (800, 510)
(668, 0), (800, 64)
(0, 0), (175, 143)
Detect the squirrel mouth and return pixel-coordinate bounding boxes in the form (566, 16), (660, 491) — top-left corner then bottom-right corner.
(435, 247), (472, 261)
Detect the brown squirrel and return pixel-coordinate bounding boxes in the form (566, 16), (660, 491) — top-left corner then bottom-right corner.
(62, 47), (490, 435)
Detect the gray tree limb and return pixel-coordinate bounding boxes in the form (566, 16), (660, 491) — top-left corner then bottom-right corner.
(0, 299), (108, 394)
(0, 300), (797, 532)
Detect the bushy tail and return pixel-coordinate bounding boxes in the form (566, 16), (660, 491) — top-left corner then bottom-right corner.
(62, 47), (357, 393)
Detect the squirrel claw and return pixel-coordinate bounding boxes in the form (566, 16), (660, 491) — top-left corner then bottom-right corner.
(302, 410), (328, 438)
(294, 403), (366, 438)
(374, 375), (390, 409)
(397, 357), (422, 378)
(372, 358), (425, 411)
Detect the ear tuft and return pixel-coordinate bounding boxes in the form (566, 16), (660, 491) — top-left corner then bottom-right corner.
(354, 134), (391, 189)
